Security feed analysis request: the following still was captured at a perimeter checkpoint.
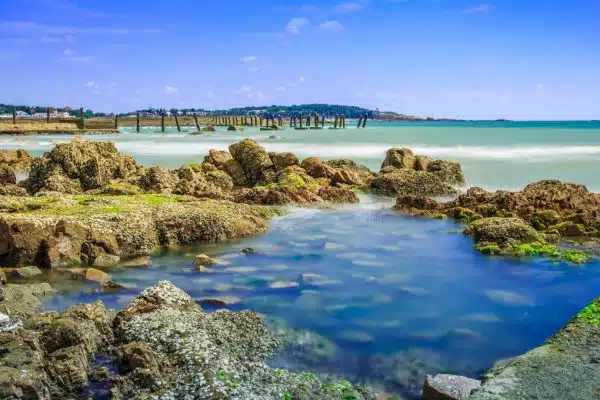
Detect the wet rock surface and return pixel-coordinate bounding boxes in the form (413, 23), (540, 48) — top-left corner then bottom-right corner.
(423, 374), (481, 400)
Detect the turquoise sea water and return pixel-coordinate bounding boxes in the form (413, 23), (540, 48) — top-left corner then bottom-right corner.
(3, 121), (600, 398)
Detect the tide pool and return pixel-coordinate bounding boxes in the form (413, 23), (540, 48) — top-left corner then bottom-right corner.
(40, 199), (600, 398)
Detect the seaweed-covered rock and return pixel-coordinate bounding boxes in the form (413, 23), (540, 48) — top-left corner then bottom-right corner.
(427, 160), (465, 185)
(465, 217), (543, 250)
(25, 138), (138, 194)
(332, 169), (362, 186)
(0, 184), (28, 196)
(372, 169), (457, 197)
(0, 165), (16, 185)
(229, 139), (274, 185)
(325, 159), (374, 181)
(0, 282), (55, 318)
(301, 157), (336, 179)
(138, 166), (178, 193)
(204, 149), (248, 187)
(0, 149), (31, 171)
(318, 186), (359, 203)
(415, 155), (431, 171)
(205, 170), (234, 191)
(269, 152), (299, 172)
(381, 148), (416, 170)
(0, 195), (274, 267)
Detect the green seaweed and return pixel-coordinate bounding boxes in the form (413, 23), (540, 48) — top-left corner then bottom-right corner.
(184, 163), (202, 170)
(510, 241), (591, 264)
(576, 298), (600, 326)
(476, 242), (502, 255)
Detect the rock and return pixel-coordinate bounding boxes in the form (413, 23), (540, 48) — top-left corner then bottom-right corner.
(332, 169), (363, 186)
(318, 186), (360, 203)
(0, 283), (55, 318)
(395, 195), (441, 212)
(45, 345), (90, 394)
(242, 247), (256, 254)
(427, 160), (465, 185)
(0, 184), (28, 196)
(381, 148), (416, 170)
(0, 196), (274, 267)
(372, 169), (457, 197)
(301, 157), (336, 179)
(415, 155), (431, 171)
(465, 217), (543, 249)
(138, 166), (177, 193)
(325, 159), (374, 181)
(0, 165), (16, 185)
(423, 374), (481, 400)
(114, 280), (201, 335)
(0, 149), (31, 171)
(204, 150), (248, 187)
(0, 270), (5, 284)
(194, 254), (216, 271)
(205, 170), (234, 191)
(25, 138), (137, 194)
(269, 152), (299, 172)
(101, 182), (142, 195)
(0, 312), (21, 332)
(10, 265), (43, 278)
(85, 268), (111, 285)
(229, 139), (274, 185)
(92, 252), (120, 267)
(227, 125), (243, 131)
(120, 342), (162, 388)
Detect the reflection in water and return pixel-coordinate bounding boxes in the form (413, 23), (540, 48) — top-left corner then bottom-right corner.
(40, 201), (600, 398)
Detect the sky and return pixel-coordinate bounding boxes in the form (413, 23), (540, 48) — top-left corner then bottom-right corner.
(0, 0), (599, 120)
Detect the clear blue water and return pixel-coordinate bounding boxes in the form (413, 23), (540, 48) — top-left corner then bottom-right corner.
(41, 199), (600, 398)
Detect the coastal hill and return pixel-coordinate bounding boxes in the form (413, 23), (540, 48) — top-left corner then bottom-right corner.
(2, 103), (453, 121)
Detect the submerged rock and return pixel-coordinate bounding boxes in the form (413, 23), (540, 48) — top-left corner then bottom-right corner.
(0, 166), (16, 185)
(372, 169), (458, 197)
(423, 374), (481, 400)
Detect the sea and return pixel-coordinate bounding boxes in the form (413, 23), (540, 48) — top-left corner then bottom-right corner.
(3, 120), (600, 398)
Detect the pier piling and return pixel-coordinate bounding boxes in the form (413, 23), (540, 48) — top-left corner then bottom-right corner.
(81, 107), (85, 130)
(136, 112), (140, 133)
(362, 114), (367, 128)
(12, 107), (16, 124)
(114, 114), (119, 130)
(193, 114), (201, 131)
(174, 114), (181, 132)
(46, 108), (50, 124)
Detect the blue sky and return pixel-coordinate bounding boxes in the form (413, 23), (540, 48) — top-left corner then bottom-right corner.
(0, 0), (599, 120)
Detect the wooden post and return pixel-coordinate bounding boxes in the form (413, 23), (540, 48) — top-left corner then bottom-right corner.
(279, 117), (283, 127)
(299, 113), (303, 128)
(314, 113), (318, 128)
(321, 115), (325, 127)
(343, 115), (346, 129)
(357, 115), (363, 128)
(114, 114), (119, 130)
(362, 114), (367, 128)
(174, 113), (181, 132)
(136, 112), (140, 133)
(334, 115), (339, 129)
(193, 114), (201, 131)
(306, 116), (310, 127)
(80, 107), (85, 129)
(12, 107), (16, 124)
(161, 113), (166, 132)
(46, 108), (50, 123)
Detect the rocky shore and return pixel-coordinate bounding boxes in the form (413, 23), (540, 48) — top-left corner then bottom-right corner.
(0, 280), (379, 399)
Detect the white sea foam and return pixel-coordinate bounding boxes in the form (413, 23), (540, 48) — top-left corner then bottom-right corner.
(110, 141), (600, 162)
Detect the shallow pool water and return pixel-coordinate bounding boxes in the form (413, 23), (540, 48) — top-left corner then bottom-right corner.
(40, 198), (600, 398)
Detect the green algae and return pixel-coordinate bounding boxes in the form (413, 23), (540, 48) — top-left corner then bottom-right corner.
(476, 242), (502, 255)
(184, 163), (202, 170)
(576, 298), (600, 326)
(510, 241), (591, 264)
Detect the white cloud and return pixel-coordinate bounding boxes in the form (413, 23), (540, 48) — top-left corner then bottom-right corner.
(288, 76), (305, 87)
(83, 81), (98, 89)
(275, 86), (286, 92)
(285, 17), (309, 34)
(318, 20), (344, 33)
(57, 55), (93, 62)
(332, 2), (362, 13)
(164, 85), (179, 95)
(206, 90), (215, 99)
(233, 85), (252, 95)
(536, 83), (545, 90)
(63, 48), (73, 55)
(241, 55), (257, 63)
(463, 4), (494, 13)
